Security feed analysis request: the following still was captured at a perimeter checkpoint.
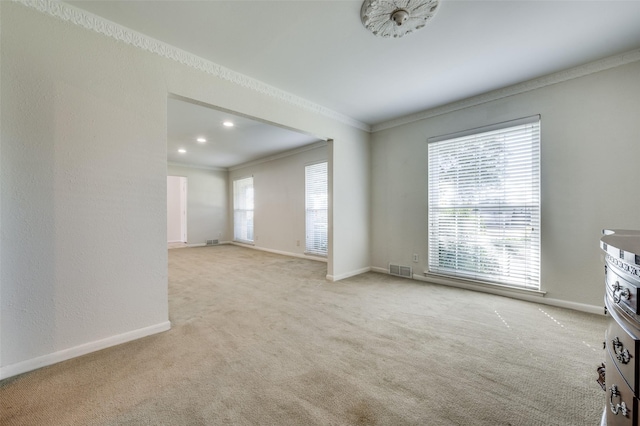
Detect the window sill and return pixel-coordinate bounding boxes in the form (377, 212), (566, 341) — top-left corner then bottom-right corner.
(304, 252), (327, 258)
(420, 271), (546, 298)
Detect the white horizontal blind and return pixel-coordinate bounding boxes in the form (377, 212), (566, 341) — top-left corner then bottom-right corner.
(233, 177), (254, 243)
(428, 117), (540, 290)
(305, 162), (328, 256)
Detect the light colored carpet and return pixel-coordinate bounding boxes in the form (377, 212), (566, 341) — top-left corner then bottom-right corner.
(1, 245), (606, 425)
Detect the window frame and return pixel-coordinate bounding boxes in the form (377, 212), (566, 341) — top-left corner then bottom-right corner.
(427, 115), (541, 291)
(233, 176), (254, 244)
(304, 161), (328, 257)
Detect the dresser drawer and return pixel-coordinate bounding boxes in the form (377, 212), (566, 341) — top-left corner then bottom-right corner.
(605, 351), (639, 426)
(607, 263), (640, 315)
(606, 309), (640, 393)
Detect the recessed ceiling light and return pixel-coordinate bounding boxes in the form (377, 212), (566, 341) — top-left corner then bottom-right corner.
(223, 121), (234, 127)
(196, 137), (206, 143)
(178, 149), (186, 153)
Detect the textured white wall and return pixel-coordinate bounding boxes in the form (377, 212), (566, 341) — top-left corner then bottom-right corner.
(167, 165), (229, 245)
(0, 3), (170, 374)
(0, 2), (370, 378)
(229, 144), (328, 258)
(371, 61), (640, 312)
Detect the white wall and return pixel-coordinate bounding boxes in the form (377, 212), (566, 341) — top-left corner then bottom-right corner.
(228, 143), (328, 259)
(1, 2), (170, 378)
(166, 176), (184, 242)
(371, 61), (640, 312)
(0, 2), (370, 379)
(168, 165), (228, 245)
(329, 138), (371, 280)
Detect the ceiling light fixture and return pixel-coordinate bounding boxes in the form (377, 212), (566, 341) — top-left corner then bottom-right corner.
(223, 121), (234, 127)
(178, 148), (186, 153)
(361, 0), (440, 38)
(196, 137), (206, 143)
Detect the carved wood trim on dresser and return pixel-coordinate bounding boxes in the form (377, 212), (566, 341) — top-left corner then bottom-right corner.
(601, 230), (640, 426)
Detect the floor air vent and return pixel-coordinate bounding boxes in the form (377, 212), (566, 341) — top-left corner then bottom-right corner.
(389, 264), (412, 278)
(206, 239), (219, 246)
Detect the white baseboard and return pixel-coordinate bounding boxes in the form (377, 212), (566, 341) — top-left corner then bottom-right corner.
(0, 321), (171, 380)
(326, 266), (371, 282)
(229, 242), (328, 263)
(410, 273), (603, 315)
(531, 297), (604, 315)
(186, 241), (233, 248)
(368, 268), (604, 316)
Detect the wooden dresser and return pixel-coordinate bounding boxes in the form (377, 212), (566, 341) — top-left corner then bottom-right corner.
(601, 230), (640, 425)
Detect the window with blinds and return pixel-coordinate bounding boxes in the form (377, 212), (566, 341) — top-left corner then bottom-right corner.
(305, 162), (328, 256)
(233, 177), (254, 244)
(427, 116), (540, 290)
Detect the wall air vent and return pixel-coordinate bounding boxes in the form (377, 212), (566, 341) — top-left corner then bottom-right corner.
(389, 264), (412, 278)
(206, 239), (219, 246)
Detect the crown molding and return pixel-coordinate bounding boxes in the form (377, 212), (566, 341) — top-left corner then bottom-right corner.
(167, 162), (228, 173)
(372, 48), (640, 132)
(15, 0), (370, 132)
(168, 140), (327, 173)
(228, 140), (327, 172)
(17, 1), (639, 135)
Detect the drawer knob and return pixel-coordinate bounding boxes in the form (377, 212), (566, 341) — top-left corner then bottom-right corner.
(613, 282), (631, 303)
(610, 385), (630, 417)
(612, 337), (633, 364)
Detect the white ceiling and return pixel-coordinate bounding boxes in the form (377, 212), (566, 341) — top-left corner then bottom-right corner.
(167, 97), (321, 169)
(66, 0), (640, 167)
